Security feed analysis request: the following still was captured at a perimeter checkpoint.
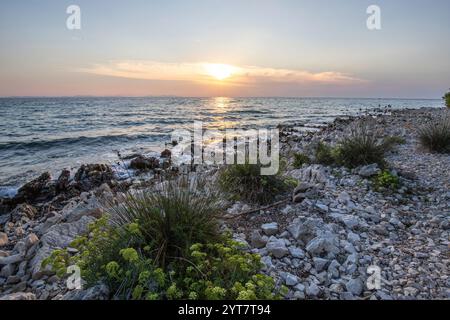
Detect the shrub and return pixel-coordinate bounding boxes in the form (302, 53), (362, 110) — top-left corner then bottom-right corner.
(373, 170), (400, 191)
(418, 116), (450, 153)
(292, 153), (310, 168)
(43, 219), (280, 300)
(335, 121), (387, 168)
(444, 90), (450, 108)
(314, 142), (336, 166)
(109, 177), (222, 268)
(218, 162), (288, 204)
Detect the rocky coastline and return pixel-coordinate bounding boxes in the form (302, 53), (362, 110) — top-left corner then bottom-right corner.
(0, 107), (448, 300)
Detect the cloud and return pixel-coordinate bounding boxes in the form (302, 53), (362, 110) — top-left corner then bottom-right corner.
(77, 60), (365, 85)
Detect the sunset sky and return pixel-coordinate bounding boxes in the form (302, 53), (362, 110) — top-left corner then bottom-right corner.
(0, 0), (449, 98)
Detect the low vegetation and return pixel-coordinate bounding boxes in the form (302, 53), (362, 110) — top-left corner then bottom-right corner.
(313, 122), (405, 168)
(42, 178), (280, 300)
(444, 90), (450, 108)
(418, 116), (450, 153)
(218, 162), (288, 204)
(373, 170), (400, 191)
(292, 152), (310, 168)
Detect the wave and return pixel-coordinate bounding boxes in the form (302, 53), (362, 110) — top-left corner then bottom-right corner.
(0, 134), (163, 152)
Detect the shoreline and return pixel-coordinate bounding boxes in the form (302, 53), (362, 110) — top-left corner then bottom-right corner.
(0, 107), (449, 300)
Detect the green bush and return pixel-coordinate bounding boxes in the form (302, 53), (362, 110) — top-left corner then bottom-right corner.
(218, 162), (288, 204)
(443, 90), (450, 108)
(42, 178), (282, 300)
(43, 218), (280, 300)
(418, 117), (450, 153)
(292, 153), (310, 168)
(109, 177), (222, 268)
(373, 170), (400, 191)
(314, 142), (336, 166)
(336, 122), (387, 168)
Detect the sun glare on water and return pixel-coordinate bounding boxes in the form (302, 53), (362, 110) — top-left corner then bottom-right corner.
(204, 63), (238, 81)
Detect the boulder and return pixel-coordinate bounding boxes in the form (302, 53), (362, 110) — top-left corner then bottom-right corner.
(250, 230), (268, 249)
(10, 203), (37, 222)
(129, 156), (160, 171)
(305, 232), (340, 258)
(74, 164), (113, 191)
(56, 169), (71, 192)
(14, 172), (54, 203)
(160, 149), (172, 158)
(29, 215), (95, 279)
(266, 238), (289, 258)
(345, 278), (365, 296)
(358, 164), (380, 178)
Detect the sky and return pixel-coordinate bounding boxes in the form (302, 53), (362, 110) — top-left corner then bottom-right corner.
(0, 0), (449, 98)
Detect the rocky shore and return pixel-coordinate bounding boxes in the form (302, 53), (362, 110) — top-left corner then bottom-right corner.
(0, 107), (448, 300)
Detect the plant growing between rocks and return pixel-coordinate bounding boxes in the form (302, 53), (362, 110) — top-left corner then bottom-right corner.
(418, 116), (450, 154)
(373, 170), (400, 191)
(443, 90), (450, 108)
(218, 162), (288, 205)
(42, 177), (280, 300)
(292, 153), (310, 168)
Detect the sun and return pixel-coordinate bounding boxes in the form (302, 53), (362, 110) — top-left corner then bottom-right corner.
(204, 63), (238, 81)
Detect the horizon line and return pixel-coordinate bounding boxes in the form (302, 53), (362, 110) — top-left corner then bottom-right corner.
(0, 95), (442, 101)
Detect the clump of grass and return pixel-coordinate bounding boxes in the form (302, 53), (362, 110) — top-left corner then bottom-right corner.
(443, 90), (450, 108)
(418, 116), (450, 153)
(109, 177), (222, 267)
(312, 121), (398, 168)
(218, 163), (287, 204)
(315, 142), (336, 165)
(373, 170), (400, 191)
(335, 121), (387, 168)
(292, 152), (310, 168)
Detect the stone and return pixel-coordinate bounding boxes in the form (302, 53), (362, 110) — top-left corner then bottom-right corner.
(261, 222), (279, 236)
(0, 253), (23, 265)
(0, 263), (15, 278)
(130, 156), (160, 171)
(313, 257), (329, 272)
(10, 203), (37, 222)
(305, 282), (320, 297)
(250, 230), (267, 249)
(345, 278), (364, 296)
(61, 283), (109, 300)
(289, 246), (305, 259)
(266, 238), (289, 258)
(56, 169), (71, 192)
(305, 232), (340, 258)
(25, 233), (39, 249)
(285, 273), (299, 286)
(0, 232), (8, 247)
(358, 164), (380, 178)
(74, 164), (113, 191)
(61, 196), (102, 223)
(29, 215), (95, 279)
(0, 292), (36, 300)
(287, 218), (318, 244)
(14, 172), (53, 204)
(160, 149), (172, 158)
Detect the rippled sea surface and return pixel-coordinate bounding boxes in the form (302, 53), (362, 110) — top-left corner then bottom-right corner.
(0, 97), (442, 195)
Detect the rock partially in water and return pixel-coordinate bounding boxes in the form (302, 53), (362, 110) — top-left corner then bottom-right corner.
(129, 155), (160, 171)
(14, 172), (54, 204)
(74, 164), (113, 191)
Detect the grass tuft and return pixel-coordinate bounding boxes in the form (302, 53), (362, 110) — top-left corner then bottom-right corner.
(418, 116), (450, 153)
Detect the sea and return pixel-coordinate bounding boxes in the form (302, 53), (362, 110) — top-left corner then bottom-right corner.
(0, 97), (443, 197)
